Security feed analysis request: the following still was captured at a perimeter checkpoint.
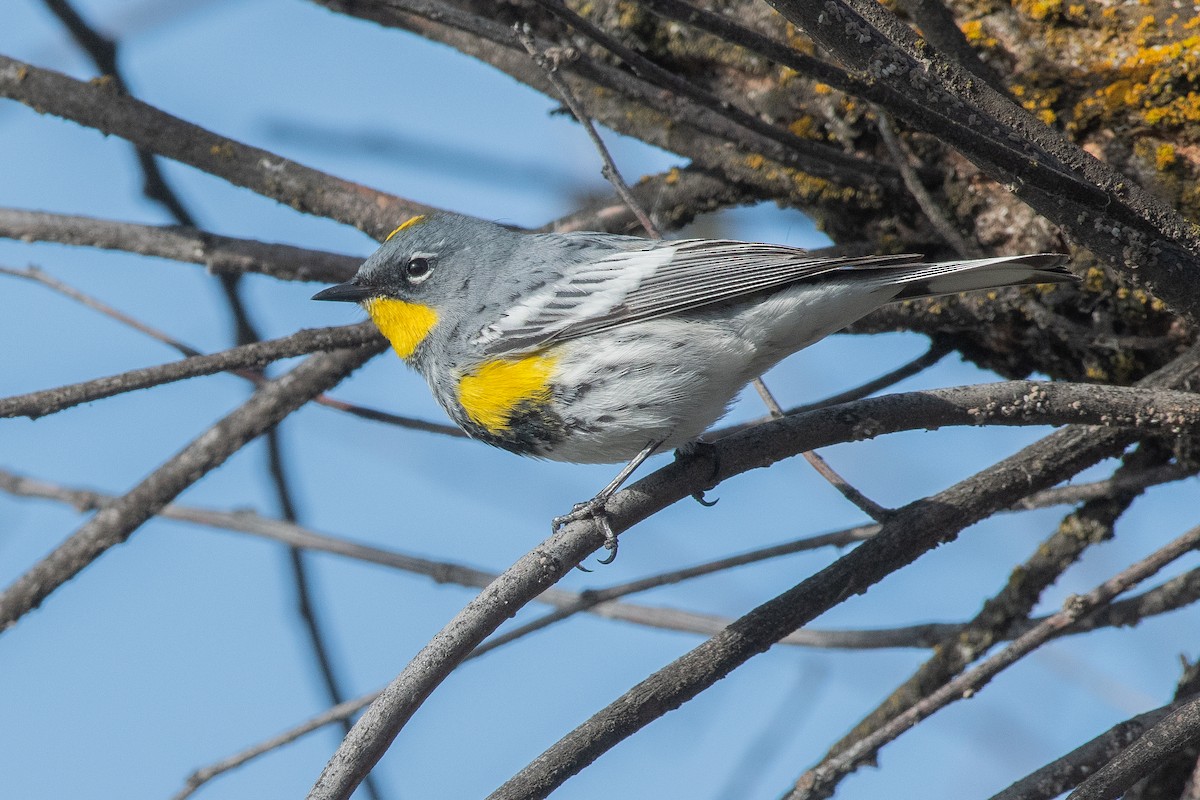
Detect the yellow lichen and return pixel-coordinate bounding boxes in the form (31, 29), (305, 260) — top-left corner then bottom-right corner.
(1014, 0), (1063, 22)
(1155, 142), (1177, 170)
(788, 116), (817, 138)
(1072, 34), (1200, 137)
(960, 20), (997, 48)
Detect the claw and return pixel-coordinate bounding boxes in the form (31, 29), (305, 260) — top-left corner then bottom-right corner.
(677, 440), (721, 507)
(553, 497), (621, 567)
(552, 439), (663, 566)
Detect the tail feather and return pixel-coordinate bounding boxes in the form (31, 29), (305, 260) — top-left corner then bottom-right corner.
(880, 253), (1075, 301)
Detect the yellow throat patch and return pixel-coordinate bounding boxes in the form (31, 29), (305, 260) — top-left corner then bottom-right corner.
(364, 297), (439, 360)
(457, 353), (558, 434)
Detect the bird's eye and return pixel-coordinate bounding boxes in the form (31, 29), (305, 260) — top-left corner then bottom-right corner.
(404, 256), (434, 283)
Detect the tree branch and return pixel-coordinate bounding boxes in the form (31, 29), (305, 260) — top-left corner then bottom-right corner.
(763, 0), (1200, 321)
(0, 56), (434, 240)
(0, 208), (359, 282)
(475, 345), (1200, 800)
(0, 323), (380, 418)
(792, 523), (1200, 799)
(0, 342), (384, 632)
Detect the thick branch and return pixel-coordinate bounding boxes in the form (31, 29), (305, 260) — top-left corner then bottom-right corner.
(990, 707), (1176, 800)
(823, 442), (1168, 761)
(763, 0), (1200, 321)
(307, 344), (1200, 800)
(1069, 695), (1200, 800)
(793, 523), (1200, 799)
(475, 346), (1200, 800)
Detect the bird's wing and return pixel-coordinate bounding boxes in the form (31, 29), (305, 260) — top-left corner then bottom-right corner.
(472, 238), (918, 354)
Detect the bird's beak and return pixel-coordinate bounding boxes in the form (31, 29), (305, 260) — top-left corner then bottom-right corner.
(311, 282), (375, 303)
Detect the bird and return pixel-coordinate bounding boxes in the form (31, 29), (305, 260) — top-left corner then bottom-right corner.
(313, 212), (1074, 556)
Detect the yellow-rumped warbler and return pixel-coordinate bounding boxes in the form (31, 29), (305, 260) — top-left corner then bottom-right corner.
(314, 213), (1073, 542)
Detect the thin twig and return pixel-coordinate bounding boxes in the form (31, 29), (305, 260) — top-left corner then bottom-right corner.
(516, 26), (660, 238)
(0, 264), (202, 356)
(819, 442), (1169, 769)
(754, 362), (892, 521)
(801, 449), (894, 522)
(875, 108), (981, 257)
(711, 342), (951, 439)
(173, 691), (383, 800)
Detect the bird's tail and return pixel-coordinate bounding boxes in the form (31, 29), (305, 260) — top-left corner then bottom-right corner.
(879, 253), (1075, 301)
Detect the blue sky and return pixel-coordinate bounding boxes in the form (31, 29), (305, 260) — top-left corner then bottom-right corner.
(2, 2), (1197, 798)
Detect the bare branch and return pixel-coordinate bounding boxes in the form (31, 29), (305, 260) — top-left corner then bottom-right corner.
(476, 345), (1200, 800)
(792, 523), (1200, 799)
(0, 208), (359, 282)
(516, 26), (660, 238)
(542, 166), (756, 235)
(818, 442), (1169, 776)
(989, 706), (1176, 800)
(0, 323), (379, 418)
(0, 56), (434, 240)
(0, 343), (384, 632)
(1068, 694), (1200, 800)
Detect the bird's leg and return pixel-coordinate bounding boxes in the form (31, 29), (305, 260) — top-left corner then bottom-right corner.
(553, 439), (663, 564)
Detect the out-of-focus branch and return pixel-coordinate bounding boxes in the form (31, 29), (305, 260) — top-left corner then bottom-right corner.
(312, 0), (909, 201)
(0, 208), (360, 282)
(0, 56), (435, 240)
(0, 343), (383, 632)
(6, 464), (1196, 652)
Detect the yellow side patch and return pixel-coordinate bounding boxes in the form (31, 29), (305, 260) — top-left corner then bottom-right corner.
(364, 297), (439, 360)
(457, 353), (558, 434)
(385, 214), (427, 242)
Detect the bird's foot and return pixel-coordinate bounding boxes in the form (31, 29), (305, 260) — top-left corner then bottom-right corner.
(675, 440), (721, 507)
(553, 496), (620, 565)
